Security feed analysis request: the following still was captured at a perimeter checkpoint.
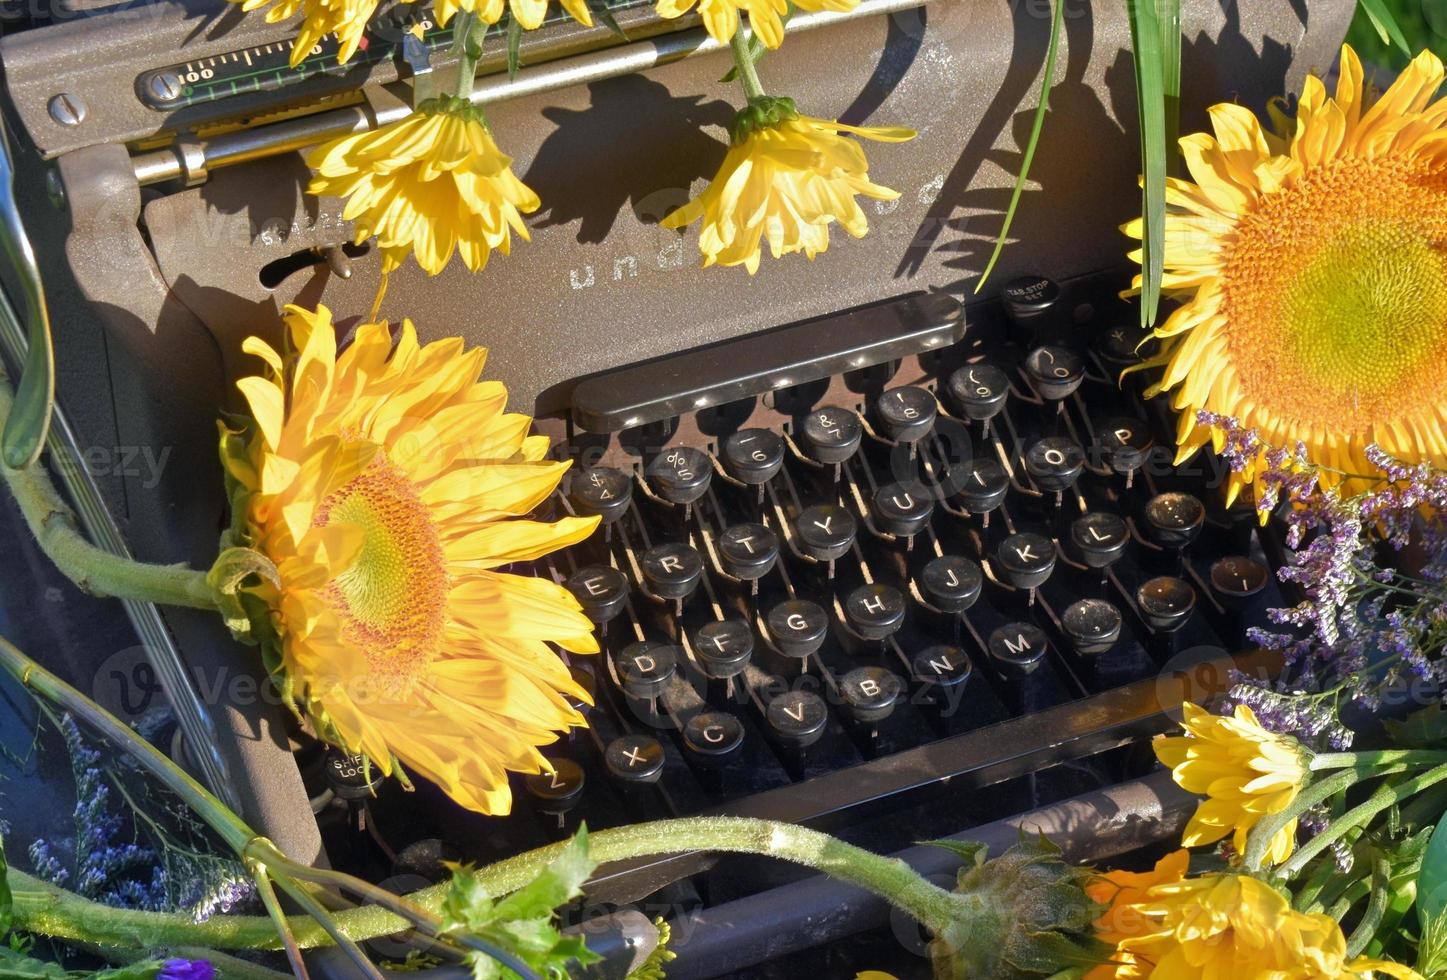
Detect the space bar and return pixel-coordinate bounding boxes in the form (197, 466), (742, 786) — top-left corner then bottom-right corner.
(569, 291), (964, 432)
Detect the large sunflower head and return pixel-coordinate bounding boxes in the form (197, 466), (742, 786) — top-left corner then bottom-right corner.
(661, 97), (914, 273)
(307, 98), (540, 280)
(220, 304), (599, 815)
(1127, 45), (1447, 502)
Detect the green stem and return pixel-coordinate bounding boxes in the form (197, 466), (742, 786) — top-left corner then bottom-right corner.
(1280, 763), (1447, 879)
(452, 12), (488, 100)
(1345, 853), (1393, 959)
(0, 365), (217, 609)
(729, 26), (766, 101)
(1241, 766), (1381, 872)
(1311, 750), (1447, 771)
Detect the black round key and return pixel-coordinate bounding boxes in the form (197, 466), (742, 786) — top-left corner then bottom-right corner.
(683, 712), (744, 759)
(874, 386), (938, 443)
(800, 405), (863, 464)
(1137, 576), (1197, 632)
(795, 504), (856, 561)
(615, 641), (679, 699)
(1061, 598), (1123, 656)
(844, 584), (906, 640)
(994, 532), (1057, 590)
(722, 428), (785, 484)
(956, 458), (1009, 514)
(1023, 346), (1085, 401)
(911, 645), (973, 691)
(1143, 492), (1206, 548)
(718, 523), (779, 580)
(566, 565), (629, 623)
(646, 447), (712, 504)
(525, 759), (585, 810)
(766, 599), (829, 658)
(1096, 417), (1154, 475)
(1096, 323), (1158, 368)
(1069, 512), (1129, 569)
(987, 623), (1049, 677)
(324, 750), (383, 801)
(640, 542), (702, 599)
(918, 555), (983, 613)
(872, 482), (934, 536)
(946, 364), (1010, 421)
(1209, 556), (1270, 607)
(765, 690), (828, 746)
(1002, 275), (1061, 333)
(840, 666), (904, 724)
(569, 466), (632, 523)
(604, 735), (665, 783)
(693, 619), (754, 679)
(1024, 437), (1086, 492)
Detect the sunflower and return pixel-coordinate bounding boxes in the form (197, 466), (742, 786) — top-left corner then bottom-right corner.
(228, 0), (377, 67)
(307, 97), (539, 285)
(433, 0), (590, 31)
(221, 303), (599, 815)
(662, 97), (914, 272)
(654, 0), (855, 49)
(1153, 703), (1308, 865)
(1126, 45), (1447, 502)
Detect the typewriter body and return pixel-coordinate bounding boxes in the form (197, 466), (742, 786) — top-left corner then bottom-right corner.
(0, 0), (1353, 972)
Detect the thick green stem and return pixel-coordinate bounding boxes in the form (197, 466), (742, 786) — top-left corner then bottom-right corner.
(453, 12), (488, 99)
(1311, 750), (1447, 771)
(0, 366), (217, 609)
(1345, 853), (1392, 959)
(1242, 766), (1380, 872)
(1280, 763), (1447, 879)
(729, 26), (766, 101)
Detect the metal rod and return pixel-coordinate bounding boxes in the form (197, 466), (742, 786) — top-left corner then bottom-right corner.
(129, 0), (929, 187)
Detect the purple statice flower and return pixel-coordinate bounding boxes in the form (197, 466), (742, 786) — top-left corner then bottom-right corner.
(158, 959), (216, 980)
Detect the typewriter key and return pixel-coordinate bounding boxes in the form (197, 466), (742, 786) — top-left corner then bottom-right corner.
(605, 735), (666, 784)
(800, 405), (863, 464)
(1069, 512), (1129, 569)
(640, 542), (703, 600)
(874, 386), (938, 443)
(525, 760), (585, 812)
(616, 641), (679, 700)
(840, 666), (904, 724)
(1096, 418), (1153, 483)
(722, 428), (785, 484)
(994, 533), (1058, 590)
(693, 619), (754, 679)
(569, 466), (633, 523)
(683, 712), (745, 759)
(987, 623), (1049, 677)
(1095, 324), (1158, 368)
(955, 458), (1009, 516)
(1024, 437), (1086, 493)
(1209, 555), (1269, 608)
(1136, 576), (1197, 632)
(918, 556), (983, 613)
(911, 645), (973, 693)
(1001, 275), (1061, 335)
(1061, 598), (1123, 656)
(718, 523), (779, 580)
(795, 504), (857, 561)
(844, 584), (906, 640)
(566, 565), (629, 623)
(765, 690), (829, 747)
(1023, 346), (1085, 401)
(946, 364), (1009, 422)
(324, 750), (384, 801)
(766, 599), (829, 659)
(647, 447), (712, 504)
(1143, 492), (1206, 549)
(872, 482), (935, 537)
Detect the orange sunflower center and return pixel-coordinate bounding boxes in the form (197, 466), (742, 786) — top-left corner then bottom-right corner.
(1221, 155), (1447, 432)
(313, 452), (450, 690)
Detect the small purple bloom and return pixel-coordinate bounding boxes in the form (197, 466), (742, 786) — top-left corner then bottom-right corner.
(159, 959), (215, 980)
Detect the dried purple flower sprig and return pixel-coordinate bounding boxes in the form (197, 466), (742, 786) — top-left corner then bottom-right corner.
(1199, 412), (1447, 750)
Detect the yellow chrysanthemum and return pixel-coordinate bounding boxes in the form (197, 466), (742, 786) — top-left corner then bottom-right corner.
(655, 0), (853, 49)
(307, 99), (539, 282)
(221, 303), (600, 815)
(229, 0), (377, 67)
(434, 0), (590, 31)
(1104, 873), (1420, 979)
(1126, 44), (1447, 503)
(1084, 850), (1190, 980)
(662, 98), (914, 273)
(1153, 703), (1308, 864)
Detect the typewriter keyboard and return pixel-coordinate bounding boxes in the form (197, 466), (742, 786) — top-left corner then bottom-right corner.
(311, 271), (1288, 904)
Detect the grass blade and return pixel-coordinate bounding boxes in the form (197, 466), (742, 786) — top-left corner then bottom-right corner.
(1128, 0), (1167, 328)
(975, 0), (1064, 291)
(1157, 0), (1180, 173)
(1356, 0), (1412, 57)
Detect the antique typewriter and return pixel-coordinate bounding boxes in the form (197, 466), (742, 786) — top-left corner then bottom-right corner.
(0, 0), (1355, 974)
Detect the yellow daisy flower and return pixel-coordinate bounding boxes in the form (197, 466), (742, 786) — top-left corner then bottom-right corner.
(1126, 44), (1447, 502)
(307, 98), (539, 281)
(434, 0), (590, 32)
(228, 0), (377, 68)
(222, 303), (600, 815)
(662, 97), (914, 273)
(1153, 703), (1308, 865)
(655, 0), (854, 49)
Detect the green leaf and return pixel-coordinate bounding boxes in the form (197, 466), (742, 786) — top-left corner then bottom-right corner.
(591, 1), (628, 40)
(1356, 0), (1412, 57)
(493, 828), (595, 923)
(1386, 704), (1447, 749)
(1157, 0), (1181, 173)
(921, 839), (988, 867)
(1127, 0), (1168, 328)
(1418, 818), (1447, 931)
(0, 831), (10, 935)
(506, 16), (523, 81)
(0, 136), (55, 471)
(0, 948), (67, 979)
(206, 546), (281, 642)
(974, 0), (1064, 292)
